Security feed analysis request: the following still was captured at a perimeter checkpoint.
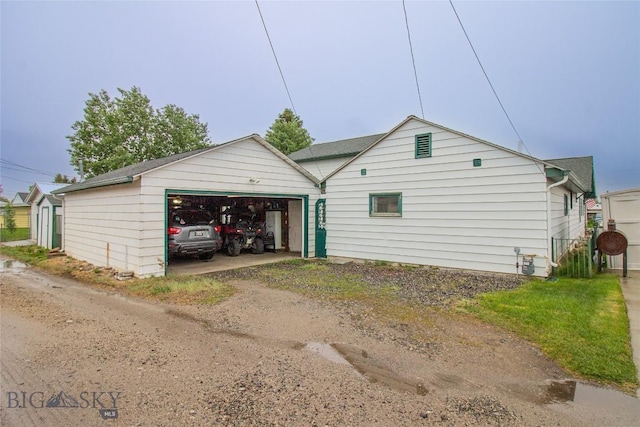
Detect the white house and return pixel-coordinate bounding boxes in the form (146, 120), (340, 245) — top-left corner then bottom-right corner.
(52, 135), (321, 278)
(601, 188), (640, 271)
(316, 116), (595, 277)
(25, 182), (66, 249)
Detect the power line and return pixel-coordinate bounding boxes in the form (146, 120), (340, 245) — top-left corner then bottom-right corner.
(255, 0), (297, 115)
(402, 0), (425, 119)
(0, 175), (38, 185)
(0, 158), (57, 176)
(448, 1), (543, 174)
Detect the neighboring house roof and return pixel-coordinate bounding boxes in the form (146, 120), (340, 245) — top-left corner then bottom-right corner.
(11, 191), (31, 207)
(288, 133), (386, 162)
(585, 198), (601, 210)
(25, 182), (66, 204)
(319, 116), (595, 196)
(53, 134), (319, 195)
(545, 156), (596, 198)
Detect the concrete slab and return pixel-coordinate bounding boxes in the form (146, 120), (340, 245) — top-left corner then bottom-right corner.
(167, 251), (301, 276)
(616, 269), (640, 397)
(0, 239), (36, 247)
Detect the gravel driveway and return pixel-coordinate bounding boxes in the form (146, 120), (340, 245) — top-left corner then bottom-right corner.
(1, 260), (637, 426)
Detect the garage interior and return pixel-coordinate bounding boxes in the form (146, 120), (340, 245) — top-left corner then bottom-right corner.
(167, 193), (304, 272)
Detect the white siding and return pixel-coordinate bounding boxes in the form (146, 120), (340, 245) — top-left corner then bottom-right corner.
(61, 139), (320, 278)
(326, 118), (550, 276)
(63, 183), (143, 274)
(30, 199), (39, 240)
(548, 184), (587, 265)
(298, 157), (355, 180)
(139, 138), (320, 276)
(602, 189), (640, 270)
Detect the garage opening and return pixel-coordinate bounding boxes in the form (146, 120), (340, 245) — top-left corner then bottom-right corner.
(166, 193), (305, 272)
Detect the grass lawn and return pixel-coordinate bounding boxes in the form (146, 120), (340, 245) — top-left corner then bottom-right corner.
(463, 275), (638, 391)
(0, 227), (30, 242)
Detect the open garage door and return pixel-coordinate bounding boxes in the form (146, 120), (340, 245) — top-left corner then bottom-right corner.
(166, 192), (307, 273)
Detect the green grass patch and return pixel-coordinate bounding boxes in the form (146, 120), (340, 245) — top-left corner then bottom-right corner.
(464, 275), (637, 390)
(554, 246), (596, 278)
(0, 228), (30, 242)
(0, 245), (235, 305)
(0, 244), (48, 264)
(128, 276), (236, 304)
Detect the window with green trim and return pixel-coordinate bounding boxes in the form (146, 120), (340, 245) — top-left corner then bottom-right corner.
(370, 193), (402, 217)
(579, 197), (583, 220)
(415, 133), (432, 158)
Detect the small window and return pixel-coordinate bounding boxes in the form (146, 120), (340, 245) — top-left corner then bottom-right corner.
(564, 194), (569, 216)
(579, 198), (583, 220)
(415, 133), (432, 158)
(570, 192), (573, 209)
(370, 193), (402, 217)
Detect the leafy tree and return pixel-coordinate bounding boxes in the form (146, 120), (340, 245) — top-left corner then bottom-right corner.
(67, 86), (211, 177)
(0, 188), (16, 235)
(54, 173), (77, 184)
(264, 108), (314, 155)
(3, 202), (16, 234)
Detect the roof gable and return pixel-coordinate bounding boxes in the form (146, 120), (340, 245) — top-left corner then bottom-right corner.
(321, 115), (554, 182)
(544, 156), (596, 197)
(25, 182), (66, 203)
(319, 116), (596, 196)
(53, 135), (318, 195)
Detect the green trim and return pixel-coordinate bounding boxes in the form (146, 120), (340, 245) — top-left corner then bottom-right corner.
(52, 205), (57, 248)
(415, 133), (432, 159)
(473, 158), (482, 167)
(52, 176), (134, 194)
(564, 194), (569, 216)
(303, 196), (309, 257)
(360, 168), (367, 176)
(314, 198), (327, 258)
(164, 189), (311, 275)
(546, 168), (567, 179)
(297, 152), (360, 162)
(369, 193), (402, 217)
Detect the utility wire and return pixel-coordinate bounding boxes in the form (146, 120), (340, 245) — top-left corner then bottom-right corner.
(0, 175), (38, 185)
(402, 0), (425, 119)
(448, 0), (544, 175)
(0, 158), (57, 176)
(255, 0), (297, 115)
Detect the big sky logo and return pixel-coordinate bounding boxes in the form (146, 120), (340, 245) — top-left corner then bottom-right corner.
(5, 390), (121, 419)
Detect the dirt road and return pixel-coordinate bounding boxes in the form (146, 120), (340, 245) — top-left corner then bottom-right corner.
(1, 261), (638, 426)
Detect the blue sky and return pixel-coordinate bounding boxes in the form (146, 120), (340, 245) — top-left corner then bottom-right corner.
(1, 1), (638, 198)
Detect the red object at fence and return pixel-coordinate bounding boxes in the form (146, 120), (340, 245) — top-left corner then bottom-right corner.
(596, 228), (628, 277)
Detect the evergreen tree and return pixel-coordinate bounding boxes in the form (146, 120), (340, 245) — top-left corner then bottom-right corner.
(264, 108), (313, 155)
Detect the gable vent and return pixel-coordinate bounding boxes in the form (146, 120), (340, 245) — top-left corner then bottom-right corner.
(415, 133), (432, 158)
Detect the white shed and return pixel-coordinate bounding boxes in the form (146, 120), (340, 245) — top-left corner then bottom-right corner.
(53, 135), (321, 278)
(319, 116), (594, 277)
(25, 182), (66, 249)
(601, 188), (640, 271)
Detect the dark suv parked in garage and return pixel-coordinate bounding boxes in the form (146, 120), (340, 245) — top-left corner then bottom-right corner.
(168, 209), (222, 260)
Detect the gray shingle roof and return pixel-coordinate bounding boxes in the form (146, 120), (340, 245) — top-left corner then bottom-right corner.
(288, 133), (385, 162)
(52, 147), (213, 194)
(45, 194), (62, 206)
(545, 156), (596, 196)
